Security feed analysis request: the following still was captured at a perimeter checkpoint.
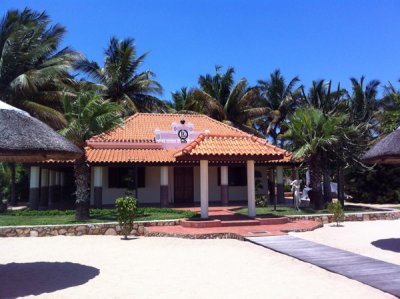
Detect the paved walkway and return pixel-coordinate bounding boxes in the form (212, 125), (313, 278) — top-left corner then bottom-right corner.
(145, 220), (322, 238)
(246, 235), (400, 297)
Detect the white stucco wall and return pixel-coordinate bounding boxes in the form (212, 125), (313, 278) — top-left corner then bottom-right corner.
(90, 165), (270, 205)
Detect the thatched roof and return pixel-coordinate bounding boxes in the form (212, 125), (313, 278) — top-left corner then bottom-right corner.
(0, 101), (82, 163)
(363, 128), (400, 164)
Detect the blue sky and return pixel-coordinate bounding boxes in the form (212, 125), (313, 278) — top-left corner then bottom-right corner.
(2, 0), (400, 101)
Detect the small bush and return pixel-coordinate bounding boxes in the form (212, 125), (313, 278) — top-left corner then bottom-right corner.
(115, 195), (137, 239)
(327, 201), (345, 227)
(256, 195), (267, 207)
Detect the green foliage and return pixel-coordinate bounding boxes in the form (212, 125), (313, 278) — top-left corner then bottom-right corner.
(172, 66), (267, 136)
(346, 164), (400, 204)
(256, 69), (302, 144)
(0, 8), (81, 129)
(115, 196), (138, 239)
(256, 195), (267, 207)
(60, 92), (123, 147)
(327, 201), (345, 226)
(76, 37), (165, 115)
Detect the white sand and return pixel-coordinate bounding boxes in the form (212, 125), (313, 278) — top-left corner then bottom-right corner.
(0, 235), (395, 298)
(292, 219), (400, 266)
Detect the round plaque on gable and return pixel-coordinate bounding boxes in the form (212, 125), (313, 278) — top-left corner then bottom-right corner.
(178, 129), (189, 143)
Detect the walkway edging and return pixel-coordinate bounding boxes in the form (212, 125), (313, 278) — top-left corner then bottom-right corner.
(288, 209), (400, 224)
(0, 219), (181, 238)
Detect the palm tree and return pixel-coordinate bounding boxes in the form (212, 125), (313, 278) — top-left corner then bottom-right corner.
(347, 76), (380, 125)
(175, 66), (266, 136)
(283, 107), (348, 209)
(300, 80), (347, 115)
(300, 80), (348, 203)
(378, 81), (400, 133)
(77, 37), (166, 115)
(60, 92), (123, 220)
(0, 8), (81, 129)
(256, 69), (302, 144)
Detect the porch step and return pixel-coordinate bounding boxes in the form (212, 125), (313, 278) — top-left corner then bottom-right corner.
(221, 220), (260, 227)
(257, 217), (289, 225)
(181, 219), (222, 228)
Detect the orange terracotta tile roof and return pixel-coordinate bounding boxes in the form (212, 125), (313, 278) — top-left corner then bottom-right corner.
(46, 113), (297, 165)
(174, 134), (285, 159)
(90, 113), (244, 142)
(86, 148), (177, 163)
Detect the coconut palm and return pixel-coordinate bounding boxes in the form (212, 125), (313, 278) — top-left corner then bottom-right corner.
(60, 92), (123, 220)
(347, 76), (380, 125)
(378, 81), (400, 133)
(77, 37), (166, 115)
(283, 107), (348, 209)
(256, 69), (302, 144)
(300, 80), (347, 115)
(0, 8), (81, 129)
(174, 66), (266, 135)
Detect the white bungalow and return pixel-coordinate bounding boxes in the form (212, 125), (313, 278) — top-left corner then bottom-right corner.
(29, 113), (297, 218)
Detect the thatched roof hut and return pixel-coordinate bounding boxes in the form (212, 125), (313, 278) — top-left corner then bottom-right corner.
(0, 101), (81, 162)
(363, 127), (400, 164)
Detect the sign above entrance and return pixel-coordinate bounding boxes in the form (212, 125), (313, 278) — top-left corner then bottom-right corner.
(154, 117), (207, 149)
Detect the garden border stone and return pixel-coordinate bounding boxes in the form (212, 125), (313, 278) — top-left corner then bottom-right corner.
(0, 219), (181, 238)
(288, 209), (400, 224)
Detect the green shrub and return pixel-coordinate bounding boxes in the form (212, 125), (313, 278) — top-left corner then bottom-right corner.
(115, 195), (137, 239)
(327, 201), (345, 227)
(256, 195), (267, 207)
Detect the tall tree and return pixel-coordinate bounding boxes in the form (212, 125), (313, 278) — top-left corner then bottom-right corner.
(300, 80), (348, 202)
(377, 81), (400, 134)
(256, 69), (302, 144)
(77, 37), (166, 115)
(347, 76), (380, 125)
(60, 92), (123, 220)
(283, 107), (349, 209)
(173, 66), (266, 135)
(0, 8), (81, 129)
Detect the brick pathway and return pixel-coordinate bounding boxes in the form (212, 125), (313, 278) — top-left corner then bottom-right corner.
(149, 205), (323, 238)
(145, 219), (322, 238)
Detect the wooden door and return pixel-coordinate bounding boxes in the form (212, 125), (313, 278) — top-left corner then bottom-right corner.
(174, 167), (194, 205)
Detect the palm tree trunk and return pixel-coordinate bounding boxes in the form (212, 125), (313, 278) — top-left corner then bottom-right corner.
(309, 154), (323, 210)
(337, 167), (345, 207)
(74, 155), (90, 221)
(322, 152), (332, 204)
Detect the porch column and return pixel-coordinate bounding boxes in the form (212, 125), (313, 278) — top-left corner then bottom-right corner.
(29, 166), (40, 210)
(276, 166), (284, 204)
(160, 166), (169, 207)
(60, 172), (65, 201)
(48, 170), (57, 209)
(247, 160), (256, 217)
(39, 168), (49, 209)
(200, 160), (209, 218)
(93, 166), (103, 208)
(220, 166), (229, 205)
(55, 171), (61, 204)
(268, 169), (275, 205)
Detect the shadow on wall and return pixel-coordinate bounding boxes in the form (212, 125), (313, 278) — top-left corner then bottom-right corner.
(371, 238), (400, 253)
(0, 262), (99, 298)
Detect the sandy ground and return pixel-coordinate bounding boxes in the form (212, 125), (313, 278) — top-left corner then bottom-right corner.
(0, 235), (395, 299)
(292, 219), (400, 266)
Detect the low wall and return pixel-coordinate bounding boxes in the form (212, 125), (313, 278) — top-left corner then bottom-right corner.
(289, 210), (400, 224)
(0, 219), (180, 238)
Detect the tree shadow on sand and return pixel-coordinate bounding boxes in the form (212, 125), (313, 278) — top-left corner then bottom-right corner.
(0, 262), (99, 298)
(371, 238), (400, 253)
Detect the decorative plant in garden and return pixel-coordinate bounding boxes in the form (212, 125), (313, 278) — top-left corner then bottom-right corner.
(327, 201), (345, 227)
(116, 194), (138, 239)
